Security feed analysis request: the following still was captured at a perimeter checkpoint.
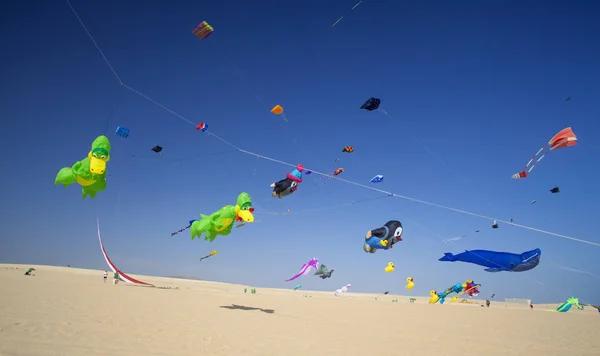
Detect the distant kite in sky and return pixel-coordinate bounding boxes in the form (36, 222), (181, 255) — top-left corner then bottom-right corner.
(550, 186), (560, 193)
(151, 145), (163, 153)
(512, 127), (577, 179)
(199, 250), (218, 262)
(330, 1), (364, 28)
(195, 122), (208, 132)
(564, 97), (571, 102)
(285, 258), (319, 282)
(192, 21), (213, 40)
(271, 105), (283, 115)
(115, 126), (130, 138)
(360, 97), (381, 111)
(342, 146), (354, 153)
(370, 175), (384, 183)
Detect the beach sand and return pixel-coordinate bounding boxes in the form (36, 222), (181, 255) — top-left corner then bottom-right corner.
(1, 264), (598, 356)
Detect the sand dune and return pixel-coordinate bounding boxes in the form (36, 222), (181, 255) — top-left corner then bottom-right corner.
(1, 264), (598, 356)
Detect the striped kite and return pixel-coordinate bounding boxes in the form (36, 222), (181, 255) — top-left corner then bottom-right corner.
(512, 127), (577, 179)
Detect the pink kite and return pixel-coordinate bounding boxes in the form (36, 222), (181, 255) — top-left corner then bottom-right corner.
(512, 127), (577, 179)
(97, 218), (153, 286)
(285, 258), (319, 282)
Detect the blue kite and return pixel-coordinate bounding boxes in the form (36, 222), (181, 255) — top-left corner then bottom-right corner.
(115, 126), (130, 138)
(439, 248), (541, 272)
(370, 175), (384, 183)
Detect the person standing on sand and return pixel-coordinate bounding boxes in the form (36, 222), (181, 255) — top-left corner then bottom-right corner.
(113, 271), (119, 285)
(103, 270), (108, 283)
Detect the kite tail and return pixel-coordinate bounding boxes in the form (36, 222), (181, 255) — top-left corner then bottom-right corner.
(438, 253), (457, 262)
(55, 167), (76, 187)
(171, 220), (196, 237)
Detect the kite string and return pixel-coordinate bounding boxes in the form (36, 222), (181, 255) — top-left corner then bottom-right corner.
(67, 1), (600, 248)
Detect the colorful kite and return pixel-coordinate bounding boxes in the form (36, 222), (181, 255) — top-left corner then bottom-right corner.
(342, 146), (354, 153)
(363, 220), (403, 253)
(285, 258), (319, 282)
(195, 122), (208, 132)
(360, 97), (381, 111)
(334, 284), (351, 296)
(293, 285), (302, 291)
(192, 21), (213, 40)
(370, 175), (384, 183)
(188, 192), (255, 242)
(314, 264), (334, 279)
(439, 248), (541, 272)
(333, 168), (344, 176)
(151, 145), (163, 153)
(512, 127), (577, 179)
(384, 262), (395, 272)
(55, 135), (111, 199)
(554, 297), (583, 312)
(115, 126), (129, 138)
(199, 250), (218, 262)
(271, 164), (304, 199)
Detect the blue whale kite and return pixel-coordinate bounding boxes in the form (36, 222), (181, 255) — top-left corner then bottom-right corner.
(439, 248), (541, 272)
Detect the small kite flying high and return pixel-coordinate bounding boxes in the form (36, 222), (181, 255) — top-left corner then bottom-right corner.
(512, 127), (577, 179)
(360, 97), (381, 111)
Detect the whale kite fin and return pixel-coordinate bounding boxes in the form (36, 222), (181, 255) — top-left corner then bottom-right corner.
(484, 267), (503, 272)
(438, 253), (457, 262)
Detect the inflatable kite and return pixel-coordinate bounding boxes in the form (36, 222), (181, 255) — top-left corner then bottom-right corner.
(384, 262), (395, 272)
(115, 126), (129, 138)
(199, 250), (219, 262)
(314, 264), (334, 279)
(192, 21), (213, 40)
(554, 297), (583, 312)
(360, 97), (381, 111)
(439, 248), (541, 272)
(461, 280), (481, 297)
(55, 135), (111, 199)
(334, 284), (351, 296)
(512, 127), (577, 179)
(333, 168), (344, 176)
(285, 258), (318, 282)
(189, 192), (255, 242)
(370, 175), (384, 183)
(433, 283), (465, 304)
(405, 277), (414, 290)
(363, 220), (404, 253)
(271, 164), (304, 199)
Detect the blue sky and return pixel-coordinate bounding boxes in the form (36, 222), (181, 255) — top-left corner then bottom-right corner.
(1, 0), (599, 304)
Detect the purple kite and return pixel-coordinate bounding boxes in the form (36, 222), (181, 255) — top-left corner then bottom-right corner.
(285, 258), (319, 282)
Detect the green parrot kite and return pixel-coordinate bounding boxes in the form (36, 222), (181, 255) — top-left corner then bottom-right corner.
(190, 192), (254, 242)
(55, 135), (111, 199)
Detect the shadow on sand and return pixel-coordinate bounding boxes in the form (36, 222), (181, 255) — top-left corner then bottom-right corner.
(219, 304), (275, 314)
